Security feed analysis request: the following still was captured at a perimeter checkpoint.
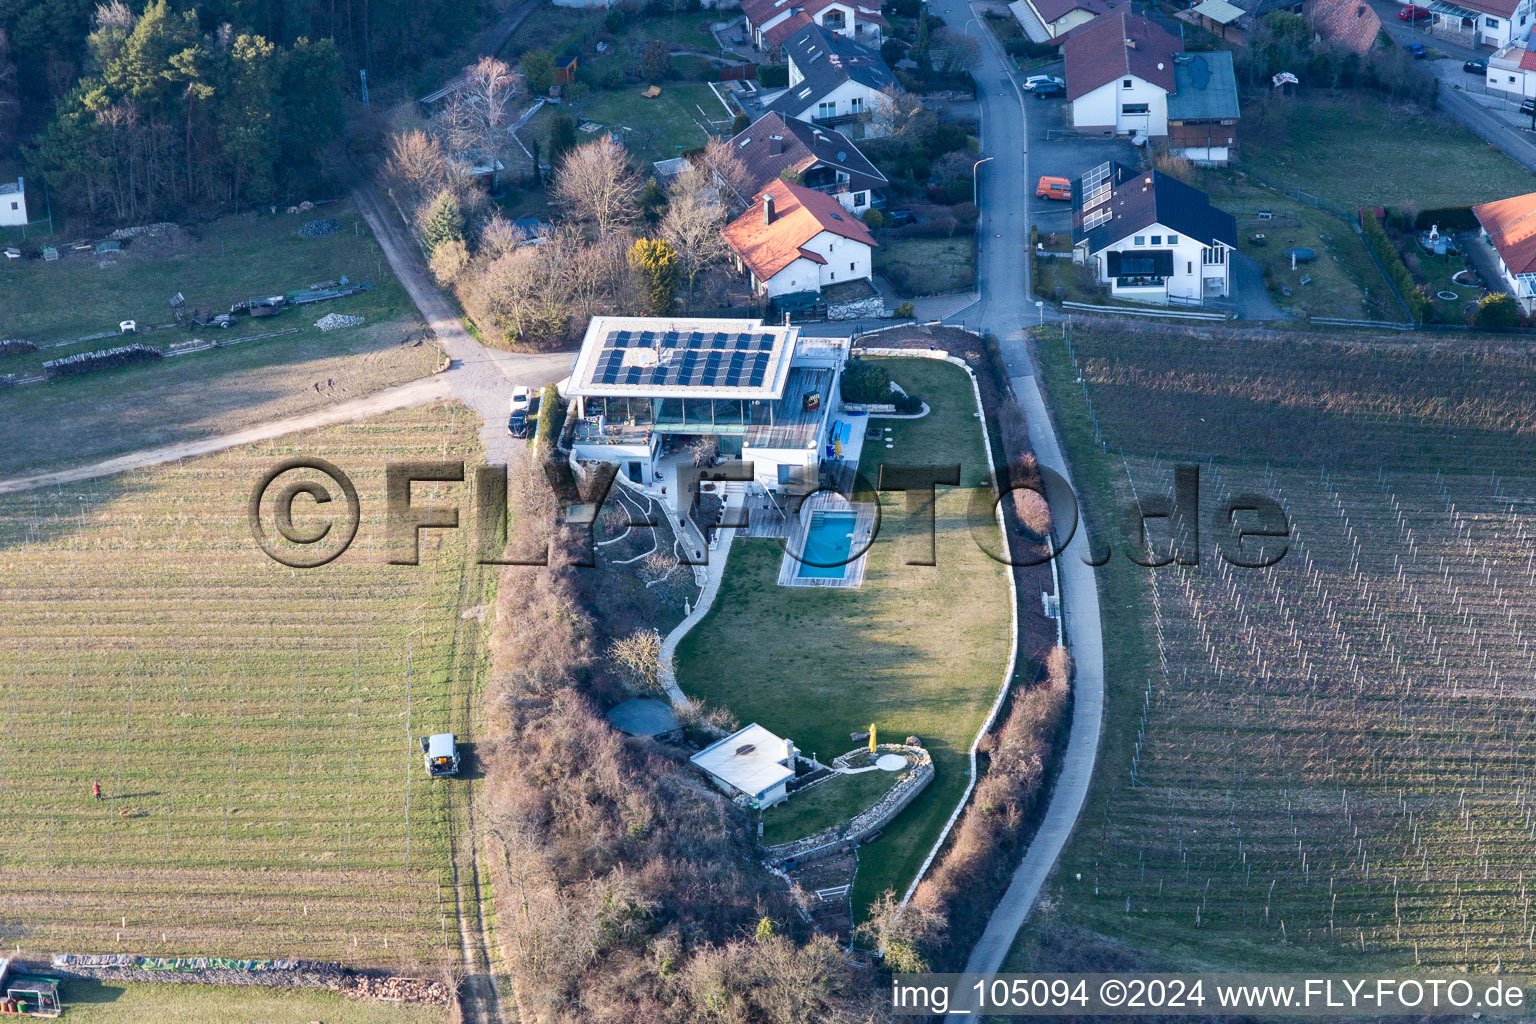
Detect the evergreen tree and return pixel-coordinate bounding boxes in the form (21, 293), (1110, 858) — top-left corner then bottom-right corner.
(547, 113), (577, 168)
(628, 237), (679, 315)
(422, 190), (465, 253)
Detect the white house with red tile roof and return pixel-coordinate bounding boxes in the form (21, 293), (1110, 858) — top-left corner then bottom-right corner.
(1065, 11), (1183, 137)
(1021, 0), (1126, 39)
(1425, 0), (1534, 49)
(743, 0), (886, 53)
(721, 179), (876, 299)
(1474, 192), (1536, 310)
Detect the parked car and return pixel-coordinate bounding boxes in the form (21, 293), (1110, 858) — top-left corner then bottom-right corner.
(420, 733), (460, 777)
(1465, 58), (1488, 73)
(1399, 4), (1431, 18)
(1408, 42), (1426, 58)
(1036, 175), (1073, 201)
(1521, 97), (1536, 117)
(1022, 74), (1065, 92)
(1033, 80), (1067, 98)
(509, 386), (532, 416)
(886, 208), (918, 227)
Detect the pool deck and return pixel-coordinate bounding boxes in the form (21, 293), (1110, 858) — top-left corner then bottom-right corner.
(776, 492), (876, 589)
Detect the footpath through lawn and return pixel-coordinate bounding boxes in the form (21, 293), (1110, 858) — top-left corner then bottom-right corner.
(676, 357), (1012, 917)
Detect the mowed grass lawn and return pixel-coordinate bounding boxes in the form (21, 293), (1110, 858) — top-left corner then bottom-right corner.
(62, 979), (446, 1023)
(760, 765), (907, 847)
(0, 402), (491, 968)
(1240, 94), (1536, 209)
(676, 358), (1011, 916)
(528, 82), (728, 166)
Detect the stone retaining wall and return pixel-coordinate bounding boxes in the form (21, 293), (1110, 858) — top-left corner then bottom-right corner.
(762, 744), (934, 866)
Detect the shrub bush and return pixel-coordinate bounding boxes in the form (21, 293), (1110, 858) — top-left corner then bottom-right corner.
(981, 330), (1009, 393)
(756, 63), (788, 87)
(862, 208), (885, 229)
(1473, 292), (1521, 330)
(1411, 206), (1478, 231)
(1361, 209), (1430, 323)
(841, 359), (893, 403)
(894, 301), (915, 318)
(894, 391), (924, 414)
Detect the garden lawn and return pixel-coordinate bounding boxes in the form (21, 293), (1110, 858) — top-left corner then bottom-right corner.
(676, 357), (1010, 917)
(876, 235), (977, 297)
(761, 767), (907, 847)
(1240, 94), (1536, 210)
(0, 402), (492, 968)
(61, 980), (447, 1023)
(571, 83), (729, 164)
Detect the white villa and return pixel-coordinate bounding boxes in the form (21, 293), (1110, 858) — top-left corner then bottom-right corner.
(566, 316), (850, 520)
(1473, 191), (1536, 311)
(691, 723), (800, 808)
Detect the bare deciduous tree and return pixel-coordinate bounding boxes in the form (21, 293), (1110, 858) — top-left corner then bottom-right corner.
(869, 84), (937, 140)
(608, 628), (663, 694)
(554, 136), (640, 234)
(661, 164), (731, 294)
(435, 56), (522, 187)
(699, 135), (757, 210)
(385, 129), (451, 205)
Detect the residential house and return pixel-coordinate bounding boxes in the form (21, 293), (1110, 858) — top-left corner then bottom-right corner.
(764, 24), (896, 136)
(1426, 0), (1535, 49)
(691, 724), (800, 808)
(0, 179), (25, 228)
(727, 112), (889, 214)
(1486, 34), (1536, 96)
(1166, 51), (1240, 166)
(1072, 161), (1238, 304)
(1473, 191), (1536, 310)
(1064, 11), (1182, 139)
(743, 0), (887, 54)
(722, 178), (876, 302)
(565, 315), (850, 514)
(1012, 0), (1126, 41)
(1303, 0), (1382, 55)
(1065, 11), (1241, 163)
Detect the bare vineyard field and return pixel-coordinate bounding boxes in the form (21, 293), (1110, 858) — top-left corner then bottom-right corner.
(0, 402), (491, 968)
(1028, 323), (1536, 971)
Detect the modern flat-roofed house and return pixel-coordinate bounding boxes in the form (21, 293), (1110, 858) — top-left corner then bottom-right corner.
(1073, 161), (1237, 304)
(727, 112), (889, 215)
(744, 0), (887, 54)
(0, 178), (26, 228)
(764, 24), (895, 135)
(566, 315), (849, 515)
(691, 723), (799, 808)
(722, 178), (876, 300)
(1474, 191), (1536, 310)
(1166, 51), (1240, 166)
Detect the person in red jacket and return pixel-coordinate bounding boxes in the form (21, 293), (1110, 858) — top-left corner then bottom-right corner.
(92, 781), (101, 800)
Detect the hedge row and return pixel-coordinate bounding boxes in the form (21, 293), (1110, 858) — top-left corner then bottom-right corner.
(534, 382), (565, 453)
(43, 343), (162, 378)
(1361, 210), (1429, 323)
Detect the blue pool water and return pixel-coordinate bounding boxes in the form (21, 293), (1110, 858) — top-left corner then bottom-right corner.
(797, 510), (857, 578)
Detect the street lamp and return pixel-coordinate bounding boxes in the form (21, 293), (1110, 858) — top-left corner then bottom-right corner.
(972, 156), (994, 206)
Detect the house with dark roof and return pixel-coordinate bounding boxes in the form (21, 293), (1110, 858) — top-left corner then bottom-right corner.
(1166, 51), (1240, 166)
(764, 24), (896, 136)
(743, 0), (887, 53)
(722, 178), (877, 300)
(1072, 161), (1238, 303)
(727, 113), (889, 214)
(1474, 192), (1536, 310)
(1065, 11), (1241, 163)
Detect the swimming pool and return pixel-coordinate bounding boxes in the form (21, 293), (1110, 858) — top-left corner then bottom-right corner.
(797, 510), (857, 578)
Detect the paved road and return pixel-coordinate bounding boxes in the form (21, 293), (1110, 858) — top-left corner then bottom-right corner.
(932, 0), (1110, 984)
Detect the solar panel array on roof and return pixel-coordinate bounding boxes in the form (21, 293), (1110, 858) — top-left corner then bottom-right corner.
(589, 327), (779, 389)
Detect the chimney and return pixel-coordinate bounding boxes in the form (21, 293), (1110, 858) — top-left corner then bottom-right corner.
(764, 193), (776, 224)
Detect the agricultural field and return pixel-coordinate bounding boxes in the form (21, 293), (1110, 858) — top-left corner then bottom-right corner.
(676, 357), (1013, 915)
(1013, 320), (1536, 973)
(61, 979), (446, 1023)
(0, 402), (493, 969)
(0, 199), (437, 478)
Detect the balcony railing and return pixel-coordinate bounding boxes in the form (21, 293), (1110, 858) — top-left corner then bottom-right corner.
(573, 421), (653, 446)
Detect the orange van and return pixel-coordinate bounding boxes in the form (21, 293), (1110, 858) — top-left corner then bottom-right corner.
(1036, 176), (1072, 201)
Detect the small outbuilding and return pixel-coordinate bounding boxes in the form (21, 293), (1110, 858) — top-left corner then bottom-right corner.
(606, 697), (684, 741)
(691, 723), (798, 808)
